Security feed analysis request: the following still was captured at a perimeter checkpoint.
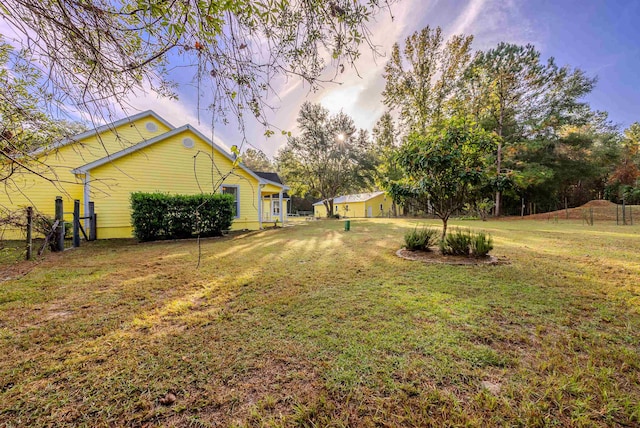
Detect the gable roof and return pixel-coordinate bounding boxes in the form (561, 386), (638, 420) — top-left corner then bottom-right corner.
(32, 110), (174, 156)
(253, 171), (282, 184)
(71, 124), (288, 190)
(313, 191), (385, 206)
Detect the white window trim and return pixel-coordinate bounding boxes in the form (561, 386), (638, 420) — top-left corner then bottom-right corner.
(221, 184), (240, 218)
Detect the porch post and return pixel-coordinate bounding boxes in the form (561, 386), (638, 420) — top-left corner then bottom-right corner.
(279, 191), (284, 224)
(83, 172), (91, 230)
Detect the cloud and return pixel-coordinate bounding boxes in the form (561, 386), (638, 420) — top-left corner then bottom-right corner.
(449, 0), (488, 36)
(250, 0), (429, 157)
(3, 0), (540, 160)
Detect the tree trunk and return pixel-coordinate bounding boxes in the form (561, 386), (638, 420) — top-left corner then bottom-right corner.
(323, 199), (334, 218)
(441, 218), (448, 241)
(495, 100), (504, 217)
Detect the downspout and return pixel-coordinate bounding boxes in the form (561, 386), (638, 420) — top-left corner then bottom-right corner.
(83, 171), (91, 231)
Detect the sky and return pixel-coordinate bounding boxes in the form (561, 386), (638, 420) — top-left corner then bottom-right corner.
(3, 0), (640, 157)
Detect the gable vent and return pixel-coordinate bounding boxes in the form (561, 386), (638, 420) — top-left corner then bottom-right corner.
(182, 137), (195, 149)
(145, 121), (158, 132)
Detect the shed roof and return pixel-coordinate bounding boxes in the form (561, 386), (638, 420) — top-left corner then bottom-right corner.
(313, 191), (385, 206)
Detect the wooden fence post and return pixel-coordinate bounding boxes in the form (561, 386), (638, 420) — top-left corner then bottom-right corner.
(55, 196), (64, 252)
(89, 202), (96, 241)
(73, 199), (80, 248)
(26, 207), (33, 260)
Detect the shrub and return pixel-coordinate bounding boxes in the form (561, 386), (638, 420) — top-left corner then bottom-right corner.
(439, 228), (494, 257)
(404, 226), (438, 251)
(131, 192), (235, 241)
(470, 231), (493, 257)
(439, 228), (472, 255)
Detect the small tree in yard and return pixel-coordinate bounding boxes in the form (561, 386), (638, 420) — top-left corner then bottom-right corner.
(390, 117), (496, 239)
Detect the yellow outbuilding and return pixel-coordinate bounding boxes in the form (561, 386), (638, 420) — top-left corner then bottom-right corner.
(313, 191), (396, 218)
(0, 111), (288, 239)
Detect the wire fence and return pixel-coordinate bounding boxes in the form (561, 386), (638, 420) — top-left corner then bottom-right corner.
(522, 201), (637, 225)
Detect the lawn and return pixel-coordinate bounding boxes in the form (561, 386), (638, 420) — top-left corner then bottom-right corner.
(1, 218), (639, 427)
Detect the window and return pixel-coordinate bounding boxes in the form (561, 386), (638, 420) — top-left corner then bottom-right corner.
(221, 185), (239, 218)
(380, 203), (383, 211)
(182, 137), (195, 149)
(335, 205), (339, 213)
(345, 205), (349, 211)
(273, 200), (280, 215)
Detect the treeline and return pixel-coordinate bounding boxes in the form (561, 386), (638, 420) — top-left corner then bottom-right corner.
(275, 26), (640, 216)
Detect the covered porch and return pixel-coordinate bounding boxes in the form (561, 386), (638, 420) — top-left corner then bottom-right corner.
(256, 179), (290, 228)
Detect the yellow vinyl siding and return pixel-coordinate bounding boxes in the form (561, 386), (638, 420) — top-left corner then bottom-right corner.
(333, 193), (395, 218)
(0, 112), (284, 239)
(335, 201), (364, 218)
(0, 115), (169, 224)
(261, 183), (283, 193)
(364, 194), (395, 218)
(314, 204), (328, 218)
(261, 197), (287, 222)
(89, 129), (261, 237)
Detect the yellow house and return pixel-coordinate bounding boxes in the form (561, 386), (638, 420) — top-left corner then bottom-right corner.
(0, 111), (288, 239)
(256, 172), (290, 225)
(313, 191), (396, 218)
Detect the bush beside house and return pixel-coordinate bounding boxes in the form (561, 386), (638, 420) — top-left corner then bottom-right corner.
(131, 192), (235, 241)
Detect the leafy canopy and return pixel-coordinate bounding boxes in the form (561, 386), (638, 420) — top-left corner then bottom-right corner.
(390, 117), (496, 237)
(1, 0), (396, 128)
(276, 102), (373, 216)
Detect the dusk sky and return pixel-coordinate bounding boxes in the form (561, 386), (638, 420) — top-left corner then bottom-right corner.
(201, 0), (639, 157)
(4, 0), (640, 157)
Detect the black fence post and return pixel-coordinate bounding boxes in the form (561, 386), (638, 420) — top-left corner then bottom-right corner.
(26, 207), (33, 260)
(73, 199), (80, 248)
(55, 196), (64, 252)
(89, 202), (96, 241)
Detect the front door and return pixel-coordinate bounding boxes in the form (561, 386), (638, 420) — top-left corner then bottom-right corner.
(367, 206), (372, 218)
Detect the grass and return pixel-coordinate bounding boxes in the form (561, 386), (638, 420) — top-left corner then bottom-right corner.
(0, 218), (639, 427)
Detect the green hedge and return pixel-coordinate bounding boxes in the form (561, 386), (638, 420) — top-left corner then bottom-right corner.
(130, 192), (235, 241)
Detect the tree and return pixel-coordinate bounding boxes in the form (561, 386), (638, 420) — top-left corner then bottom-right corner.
(371, 112), (402, 214)
(1, 0), (396, 130)
(390, 117), (496, 239)
(240, 148), (274, 172)
(468, 43), (598, 215)
(1, 38), (86, 183)
(276, 102), (372, 216)
(383, 26), (474, 133)
(607, 122), (640, 202)
(467, 43), (549, 215)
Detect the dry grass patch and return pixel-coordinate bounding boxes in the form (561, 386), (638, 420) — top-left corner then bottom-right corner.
(1, 219), (639, 426)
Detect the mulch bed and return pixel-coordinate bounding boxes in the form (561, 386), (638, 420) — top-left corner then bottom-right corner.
(396, 248), (503, 265)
